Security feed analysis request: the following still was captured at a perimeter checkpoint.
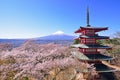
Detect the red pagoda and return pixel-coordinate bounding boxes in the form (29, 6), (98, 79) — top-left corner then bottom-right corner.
(71, 7), (116, 79)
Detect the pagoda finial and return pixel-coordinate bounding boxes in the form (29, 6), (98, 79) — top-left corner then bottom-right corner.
(87, 6), (90, 27)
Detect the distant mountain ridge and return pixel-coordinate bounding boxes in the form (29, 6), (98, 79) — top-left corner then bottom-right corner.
(0, 31), (76, 46)
(35, 34), (76, 40)
(35, 31), (76, 40)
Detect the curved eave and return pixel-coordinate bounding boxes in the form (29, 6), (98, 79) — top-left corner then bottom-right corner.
(80, 26), (108, 30)
(95, 64), (117, 73)
(80, 35), (109, 39)
(71, 44), (111, 49)
(71, 51), (113, 61)
(75, 27), (108, 33)
(97, 70), (117, 73)
(75, 29), (82, 33)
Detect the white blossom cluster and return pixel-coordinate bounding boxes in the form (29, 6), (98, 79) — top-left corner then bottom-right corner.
(0, 41), (96, 80)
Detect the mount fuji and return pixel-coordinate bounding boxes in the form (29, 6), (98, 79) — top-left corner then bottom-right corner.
(35, 31), (76, 40)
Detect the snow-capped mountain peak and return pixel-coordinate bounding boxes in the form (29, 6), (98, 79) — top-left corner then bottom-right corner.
(35, 30), (76, 40)
(52, 31), (65, 35)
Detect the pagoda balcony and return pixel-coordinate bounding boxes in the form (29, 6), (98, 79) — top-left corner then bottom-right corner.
(78, 48), (98, 53)
(80, 35), (109, 39)
(80, 38), (96, 44)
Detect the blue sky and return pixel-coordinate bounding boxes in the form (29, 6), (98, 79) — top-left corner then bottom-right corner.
(0, 0), (120, 39)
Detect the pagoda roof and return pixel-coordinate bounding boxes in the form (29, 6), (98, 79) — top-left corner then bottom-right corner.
(94, 64), (116, 73)
(75, 26), (108, 33)
(80, 35), (109, 39)
(71, 44), (111, 49)
(71, 51), (113, 61)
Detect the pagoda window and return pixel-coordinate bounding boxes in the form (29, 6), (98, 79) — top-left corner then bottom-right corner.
(79, 48), (83, 52)
(81, 31), (86, 35)
(85, 49), (97, 53)
(85, 30), (95, 36)
(83, 49), (85, 52)
(81, 39), (86, 44)
(85, 39), (96, 44)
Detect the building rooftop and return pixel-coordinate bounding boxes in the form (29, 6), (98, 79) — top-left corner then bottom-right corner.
(71, 44), (111, 49)
(80, 35), (109, 39)
(95, 63), (117, 73)
(75, 27), (108, 33)
(71, 51), (113, 61)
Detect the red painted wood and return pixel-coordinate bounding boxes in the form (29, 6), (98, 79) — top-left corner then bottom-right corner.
(75, 27), (108, 33)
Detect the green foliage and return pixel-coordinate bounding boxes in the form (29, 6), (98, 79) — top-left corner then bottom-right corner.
(0, 56), (16, 65)
(22, 76), (29, 80)
(4, 70), (17, 80)
(103, 38), (120, 45)
(101, 38), (120, 57)
(104, 39), (111, 44)
(106, 48), (120, 57)
(96, 40), (103, 45)
(69, 46), (74, 48)
(6, 56), (16, 64)
(74, 39), (80, 44)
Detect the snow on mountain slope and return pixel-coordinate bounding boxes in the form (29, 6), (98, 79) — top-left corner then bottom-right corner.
(52, 31), (65, 35)
(36, 31), (76, 40)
